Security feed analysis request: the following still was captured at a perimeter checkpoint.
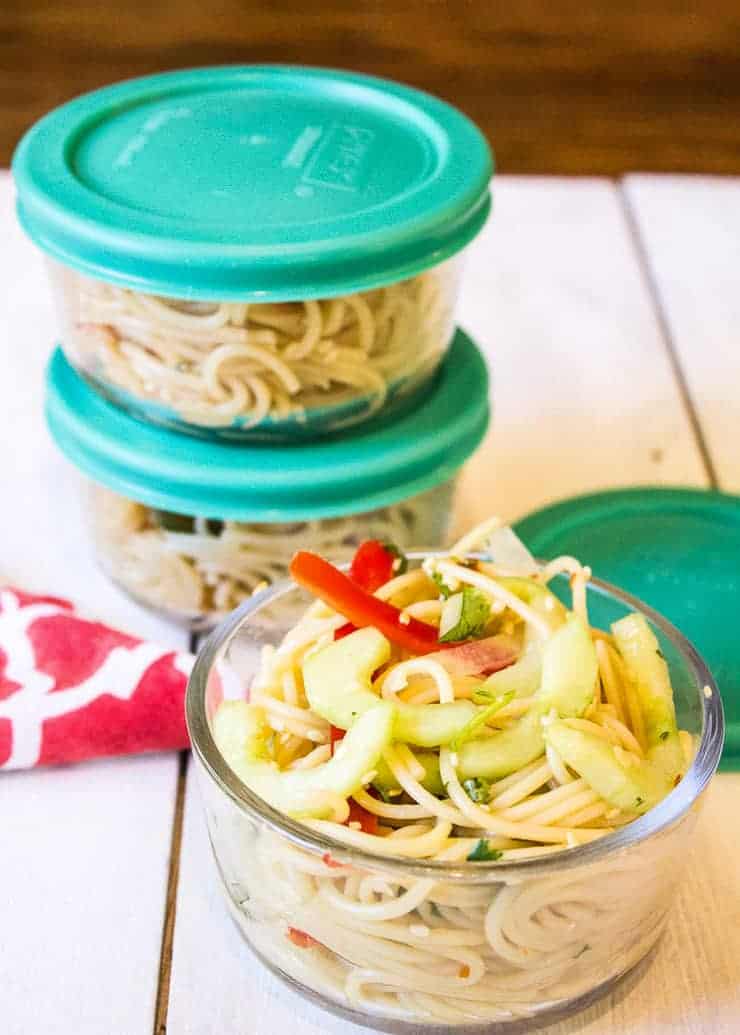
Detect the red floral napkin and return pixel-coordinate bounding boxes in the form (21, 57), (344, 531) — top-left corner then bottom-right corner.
(0, 587), (193, 770)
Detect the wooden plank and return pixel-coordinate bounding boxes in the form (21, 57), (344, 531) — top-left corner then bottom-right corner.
(623, 175), (740, 492)
(167, 178), (717, 1034)
(454, 177), (707, 532)
(4, 3), (740, 175)
(0, 172), (186, 1034)
(2, 756), (180, 1035)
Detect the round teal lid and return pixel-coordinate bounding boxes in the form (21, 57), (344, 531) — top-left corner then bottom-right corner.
(515, 488), (739, 769)
(45, 327), (489, 519)
(14, 66), (493, 301)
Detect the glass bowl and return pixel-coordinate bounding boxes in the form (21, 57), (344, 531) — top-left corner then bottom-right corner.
(85, 481), (455, 629)
(185, 558), (723, 1032)
(48, 255), (463, 441)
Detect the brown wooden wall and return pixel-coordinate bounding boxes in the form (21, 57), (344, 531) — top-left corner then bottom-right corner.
(2, 1), (740, 173)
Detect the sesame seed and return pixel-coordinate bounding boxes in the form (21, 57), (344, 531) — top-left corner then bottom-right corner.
(398, 612), (411, 626)
(703, 685), (713, 699)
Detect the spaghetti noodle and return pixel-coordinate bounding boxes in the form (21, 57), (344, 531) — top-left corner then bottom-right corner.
(89, 482), (453, 621)
(52, 258), (460, 433)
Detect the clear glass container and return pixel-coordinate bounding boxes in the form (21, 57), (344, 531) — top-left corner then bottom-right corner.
(49, 256), (463, 441)
(186, 562), (723, 1032)
(88, 483), (456, 628)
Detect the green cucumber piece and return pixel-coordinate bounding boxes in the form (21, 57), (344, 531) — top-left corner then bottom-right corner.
(475, 648), (542, 702)
(394, 699), (480, 747)
(303, 627), (493, 748)
(497, 576), (568, 629)
(439, 587), (491, 642)
(373, 752), (444, 797)
(545, 722), (672, 814)
(456, 615), (597, 780)
(212, 700), (394, 819)
(612, 613), (684, 782)
(303, 626), (391, 731)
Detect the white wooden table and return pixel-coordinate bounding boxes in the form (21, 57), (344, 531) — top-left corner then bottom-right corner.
(1, 172), (739, 1035)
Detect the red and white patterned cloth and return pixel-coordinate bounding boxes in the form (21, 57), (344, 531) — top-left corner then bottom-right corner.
(0, 588), (192, 770)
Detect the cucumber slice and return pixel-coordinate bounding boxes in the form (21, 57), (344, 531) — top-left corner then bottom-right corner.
(475, 648), (542, 702)
(456, 615), (597, 780)
(303, 627), (493, 748)
(303, 626), (391, 731)
(545, 722), (672, 814)
(612, 613), (684, 781)
(497, 577), (568, 629)
(373, 752), (444, 797)
(212, 700), (394, 819)
(439, 587), (490, 642)
(394, 699), (480, 747)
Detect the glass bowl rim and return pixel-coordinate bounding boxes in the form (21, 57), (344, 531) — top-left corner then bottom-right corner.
(186, 552), (724, 882)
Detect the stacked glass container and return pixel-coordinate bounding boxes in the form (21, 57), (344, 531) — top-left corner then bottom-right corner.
(13, 65), (494, 626)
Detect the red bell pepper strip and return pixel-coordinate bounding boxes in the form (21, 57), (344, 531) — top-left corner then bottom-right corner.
(287, 927), (320, 948)
(346, 798), (379, 835)
(333, 541), (401, 641)
(349, 539), (400, 593)
(290, 551), (443, 655)
(329, 724), (346, 751)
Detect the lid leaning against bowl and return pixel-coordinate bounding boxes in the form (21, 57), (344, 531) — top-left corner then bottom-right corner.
(13, 65), (493, 300)
(45, 327), (490, 520)
(515, 487), (738, 768)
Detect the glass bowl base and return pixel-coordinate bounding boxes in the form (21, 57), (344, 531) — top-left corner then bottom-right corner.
(222, 884), (661, 1035)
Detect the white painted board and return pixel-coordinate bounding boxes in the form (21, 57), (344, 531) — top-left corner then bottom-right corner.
(624, 174), (740, 493)
(0, 171), (186, 1035)
(454, 176), (708, 531)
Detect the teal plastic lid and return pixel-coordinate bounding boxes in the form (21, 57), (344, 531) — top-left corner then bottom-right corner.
(14, 66), (493, 301)
(515, 487), (739, 769)
(45, 327), (489, 519)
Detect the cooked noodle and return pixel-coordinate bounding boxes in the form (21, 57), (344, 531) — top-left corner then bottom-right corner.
(52, 258), (460, 432)
(200, 522), (699, 1026)
(89, 482), (453, 621)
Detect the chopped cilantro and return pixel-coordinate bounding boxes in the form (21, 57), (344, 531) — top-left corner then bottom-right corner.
(634, 796), (644, 808)
(656, 648), (666, 660)
(466, 839), (503, 862)
(472, 685), (499, 705)
(462, 777), (491, 804)
(450, 691), (514, 751)
(439, 586), (491, 642)
(373, 784), (394, 804)
(431, 571), (454, 599)
(382, 542), (408, 574)
(154, 510), (195, 533)
(659, 730), (670, 741)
